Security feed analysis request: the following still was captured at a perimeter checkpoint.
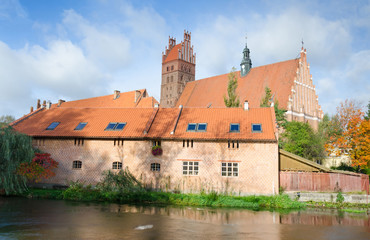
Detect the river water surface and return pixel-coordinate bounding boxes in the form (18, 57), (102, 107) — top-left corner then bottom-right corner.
(0, 197), (369, 239)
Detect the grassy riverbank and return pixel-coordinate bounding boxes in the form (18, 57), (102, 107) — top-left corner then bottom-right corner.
(306, 201), (370, 212)
(19, 187), (305, 210)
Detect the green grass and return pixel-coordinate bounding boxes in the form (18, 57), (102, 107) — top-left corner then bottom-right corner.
(341, 209), (367, 214)
(14, 187), (306, 210)
(306, 200), (370, 209)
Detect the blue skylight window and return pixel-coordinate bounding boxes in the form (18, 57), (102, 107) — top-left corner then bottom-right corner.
(105, 122), (126, 131)
(197, 123), (207, 132)
(46, 122), (60, 130)
(187, 123), (197, 131)
(252, 124), (262, 133)
(105, 122), (117, 130)
(187, 123), (207, 132)
(115, 123), (126, 130)
(74, 122), (87, 130)
(230, 123), (240, 132)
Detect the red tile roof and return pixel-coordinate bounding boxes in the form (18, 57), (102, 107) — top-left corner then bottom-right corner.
(52, 89), (155, 109)
(176, 59), (299, 110)
(163, 44), (181, 63)
(12, 103), (276, 142)
(147, 108), (277, 141)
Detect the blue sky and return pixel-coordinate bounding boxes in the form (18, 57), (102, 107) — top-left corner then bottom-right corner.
(0, 0), (369, 118)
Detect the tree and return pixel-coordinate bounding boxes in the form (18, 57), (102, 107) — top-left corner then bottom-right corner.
(260, 87), (272, 107)
(260, 87), (287, 127)
(0, 115), (15, 128)
(365, 101), (370, 120)
(326, 99), (370, 169)
(0, 127), (34, 195)
(17, 153), (58, 183)
(280, 121), (326, 162)
(223, 67), (240, 107)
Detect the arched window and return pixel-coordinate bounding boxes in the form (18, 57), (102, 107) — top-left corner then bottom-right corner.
(151, 163), (160, 171)
(112, 162), (122, 169)
(171, 65), (174, 70)
(72, 161), (82, 169)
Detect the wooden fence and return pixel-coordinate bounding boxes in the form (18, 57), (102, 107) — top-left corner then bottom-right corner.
(280, 172), (369, 194)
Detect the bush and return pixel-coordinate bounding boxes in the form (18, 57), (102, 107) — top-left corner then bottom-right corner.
(63, 181), (101, 201)
(96, 169), (145, 194)
(336, 191), (345, 203)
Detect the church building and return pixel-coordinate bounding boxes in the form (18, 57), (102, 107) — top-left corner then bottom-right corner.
(160, 31), (323, 130)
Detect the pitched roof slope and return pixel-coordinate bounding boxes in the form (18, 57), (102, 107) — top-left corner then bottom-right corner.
(12, 105), (276, 142)
(163, 44), (181, 63)
(147, 107), (276, 141)
(52, 89), (155, 109)
(176, 59), (299, 109)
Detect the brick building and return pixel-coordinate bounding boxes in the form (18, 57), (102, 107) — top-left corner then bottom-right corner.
(160, 30), (196, 108)
(12, 90), (279, 195)
(160, 32), (323, 130)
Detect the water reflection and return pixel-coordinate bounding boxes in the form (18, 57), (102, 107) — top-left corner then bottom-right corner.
(0, 197), (369, 240)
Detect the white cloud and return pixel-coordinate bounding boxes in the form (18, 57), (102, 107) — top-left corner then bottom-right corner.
(62, 10), (131, 72)
(0, 0), (26, 19)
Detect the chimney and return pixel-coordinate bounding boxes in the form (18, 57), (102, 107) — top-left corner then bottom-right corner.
(270, 102), (274, 107)
(58, 99), (65, 107)
(114, 90), (120, 100)
(154, 103), (159, 108)
(30, 106), (34, 113)
(46, 101), (52, 109)
(42, 100), (46, 108)
(37, 99), (41, 109)
(244, 100), (249, 111)
(134, 90), (141, 103)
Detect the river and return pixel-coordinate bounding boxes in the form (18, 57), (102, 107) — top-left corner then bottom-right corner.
(0, 197), (369, 239)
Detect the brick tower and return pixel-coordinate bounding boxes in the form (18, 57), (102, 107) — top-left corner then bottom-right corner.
(160, 30), (196, 108)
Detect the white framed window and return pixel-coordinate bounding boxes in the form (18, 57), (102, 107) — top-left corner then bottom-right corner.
(183, 161), (199, 175)
(221, 162), (238, 177)
(151, 163), (160, 172)
(112, 162), (122, 169)
(73, 160), (82, 169)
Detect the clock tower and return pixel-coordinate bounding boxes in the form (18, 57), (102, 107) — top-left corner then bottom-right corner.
(240, 39), (252, 77)
(160, 30), (196, 108)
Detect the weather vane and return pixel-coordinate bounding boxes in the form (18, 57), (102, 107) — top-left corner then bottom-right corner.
(301, 38), (304, 48)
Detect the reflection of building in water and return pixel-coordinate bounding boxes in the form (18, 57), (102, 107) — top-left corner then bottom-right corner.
(281, 209), (370, 227)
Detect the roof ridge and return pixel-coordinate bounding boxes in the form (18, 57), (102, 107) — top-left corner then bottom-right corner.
(143, 108), (159, 134)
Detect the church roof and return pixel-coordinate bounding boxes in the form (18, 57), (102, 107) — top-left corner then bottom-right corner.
(163, 44), (182, 63)
(176, 58), (299, 109)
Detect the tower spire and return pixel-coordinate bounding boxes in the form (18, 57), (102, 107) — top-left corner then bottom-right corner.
(240, 36), (252, 77)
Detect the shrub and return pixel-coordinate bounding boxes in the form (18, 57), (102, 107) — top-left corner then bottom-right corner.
(17, 153), (58, 183)
(96, 169), (145, 194)
(336, 191), (345, 203)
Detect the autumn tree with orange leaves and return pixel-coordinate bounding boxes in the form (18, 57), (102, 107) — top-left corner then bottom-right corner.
(326, 100), (370, 169)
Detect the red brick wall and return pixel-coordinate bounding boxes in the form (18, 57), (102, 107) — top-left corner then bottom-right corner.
(35, 138), (279, 195)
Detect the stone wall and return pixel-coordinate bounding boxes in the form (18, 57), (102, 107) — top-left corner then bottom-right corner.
(35, 138), (279, 195)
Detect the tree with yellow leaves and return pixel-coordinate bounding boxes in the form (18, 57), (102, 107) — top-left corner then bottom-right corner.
(326, 99), (370, 169)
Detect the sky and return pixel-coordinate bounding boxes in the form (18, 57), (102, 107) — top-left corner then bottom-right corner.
(0, 0), (369, 118)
